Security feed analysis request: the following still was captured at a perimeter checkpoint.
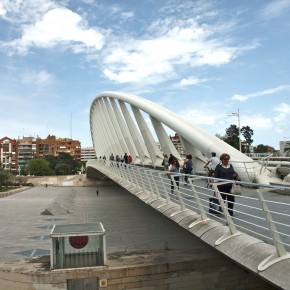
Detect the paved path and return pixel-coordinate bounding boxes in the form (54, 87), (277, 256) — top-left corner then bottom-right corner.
(0, 185), (220, 263)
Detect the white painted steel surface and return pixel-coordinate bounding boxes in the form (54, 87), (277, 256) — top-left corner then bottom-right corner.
(90, 91), (282, 183)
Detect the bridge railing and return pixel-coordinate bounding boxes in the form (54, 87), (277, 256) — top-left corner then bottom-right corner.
(89, 159), (290, 271)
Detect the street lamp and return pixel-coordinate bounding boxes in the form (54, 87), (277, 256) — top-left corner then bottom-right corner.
(228, 109), (241, 152)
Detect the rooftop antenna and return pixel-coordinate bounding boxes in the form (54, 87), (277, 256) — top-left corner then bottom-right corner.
(70, 112), (72, 139)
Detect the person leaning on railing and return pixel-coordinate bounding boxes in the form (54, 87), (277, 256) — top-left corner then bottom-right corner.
(214, 153), (238, 217)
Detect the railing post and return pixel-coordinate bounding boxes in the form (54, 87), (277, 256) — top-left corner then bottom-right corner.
(121, 163), (130, 185)
(138, 168), (147, 194)
(115, 162), (123, 181)
(112, 162), (119, 178)
(157, 172), (171, 207)
(131, 165), (143, 194)
(257, 188), (290, 271)
(127, 165), (137, 189)
(150, 171), (161, 200)
(212, 182), (242, 245)
(170, 173), (188, 217)
(188, 177), (210, 228)
(145, 170), (158, 203)
(140, 169), (154, 200)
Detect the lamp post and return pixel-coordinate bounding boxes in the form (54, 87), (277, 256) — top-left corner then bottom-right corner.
(228, 109), (241, 152)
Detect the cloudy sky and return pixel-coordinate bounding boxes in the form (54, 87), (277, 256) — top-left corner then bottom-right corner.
(0, 0), (289, 149)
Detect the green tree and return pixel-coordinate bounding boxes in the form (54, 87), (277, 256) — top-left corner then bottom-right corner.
(223, 124), (254, 152)
(224, 124), (239, 150)
(44, 155), (59, 170)
(254, 144), (269, 153)
(44, 152), (81, 175)
(55, 163), (71, 175)
(57, 152), (81, 175)
(27, 159), (54, 176)
(241, 126), (254, 152)
(0, 168), (11, 191)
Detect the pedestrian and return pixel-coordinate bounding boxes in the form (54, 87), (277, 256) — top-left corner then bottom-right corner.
(168, 154), (175, 166)
(96, 189), (99, 196)
(168, 159), (180, 193)
(128, 154), (132, 164)
(162, 154), (169, 171)
(183, 154), (193, 184)
(214, 153), (238, 216)
(124, 153), (128, 164)
(204, 152), (220, 177)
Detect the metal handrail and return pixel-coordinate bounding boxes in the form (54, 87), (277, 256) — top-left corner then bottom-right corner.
(88, 159), (290, 271)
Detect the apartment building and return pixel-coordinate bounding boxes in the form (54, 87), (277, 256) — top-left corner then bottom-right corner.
(17, 137), (37, 170)
(38, 135), (81, 160)
(0, 137), (18, 170)
(81, 147), (96, 162)
(169, 133), (185, 157)
(0, 135), (81, 171)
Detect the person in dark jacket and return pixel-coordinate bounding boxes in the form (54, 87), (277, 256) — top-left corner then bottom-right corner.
(214, 153), (237, 216)
(183, 154), (193, 184)
(168, 154), (176, 166)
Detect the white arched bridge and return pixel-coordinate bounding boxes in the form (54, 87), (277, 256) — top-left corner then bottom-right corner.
(88, 91), (290, 289)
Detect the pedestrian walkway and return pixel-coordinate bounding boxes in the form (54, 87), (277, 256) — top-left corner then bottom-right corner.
(0, 185), (214, 263)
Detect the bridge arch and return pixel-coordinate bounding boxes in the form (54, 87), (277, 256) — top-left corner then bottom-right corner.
(90, 91), (278, 184)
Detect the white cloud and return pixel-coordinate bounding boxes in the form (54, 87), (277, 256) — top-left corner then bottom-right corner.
(0, 0), (56, 23)
(102, 18), (252, 84)
(232, 85), (290, 102)
(274, 113), (288, 123)
(0, 3), (6, 16)
(81, 0), (94, 4)
(261, 0), (290, 19)
(179, 77), (207, 86)
(181, 109), (217, 126)
(21, 70), (54, 85)
(274, 102), (290, 114)
(5, 7), (105, 54)
(120, 11), (134, 19)
(244, 116), (273, 129)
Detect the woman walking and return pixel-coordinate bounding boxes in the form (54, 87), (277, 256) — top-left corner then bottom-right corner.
(214, 153), (238, 216)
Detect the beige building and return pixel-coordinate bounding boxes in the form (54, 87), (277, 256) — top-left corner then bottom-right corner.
(280, 140), (290, 156)
(81, 146), (96, 162)
(0, 137), (18, 171)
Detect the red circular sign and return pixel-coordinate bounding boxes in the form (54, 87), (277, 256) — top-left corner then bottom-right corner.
(69, 236), (89, 249)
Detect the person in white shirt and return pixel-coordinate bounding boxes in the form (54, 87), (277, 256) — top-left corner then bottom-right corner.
(204, 152), (220, 176)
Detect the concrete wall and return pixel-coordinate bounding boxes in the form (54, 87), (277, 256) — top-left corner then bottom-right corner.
(0, 250), (275, 290)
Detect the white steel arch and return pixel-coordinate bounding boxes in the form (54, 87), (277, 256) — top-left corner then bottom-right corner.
(90, 91), (280, 184)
